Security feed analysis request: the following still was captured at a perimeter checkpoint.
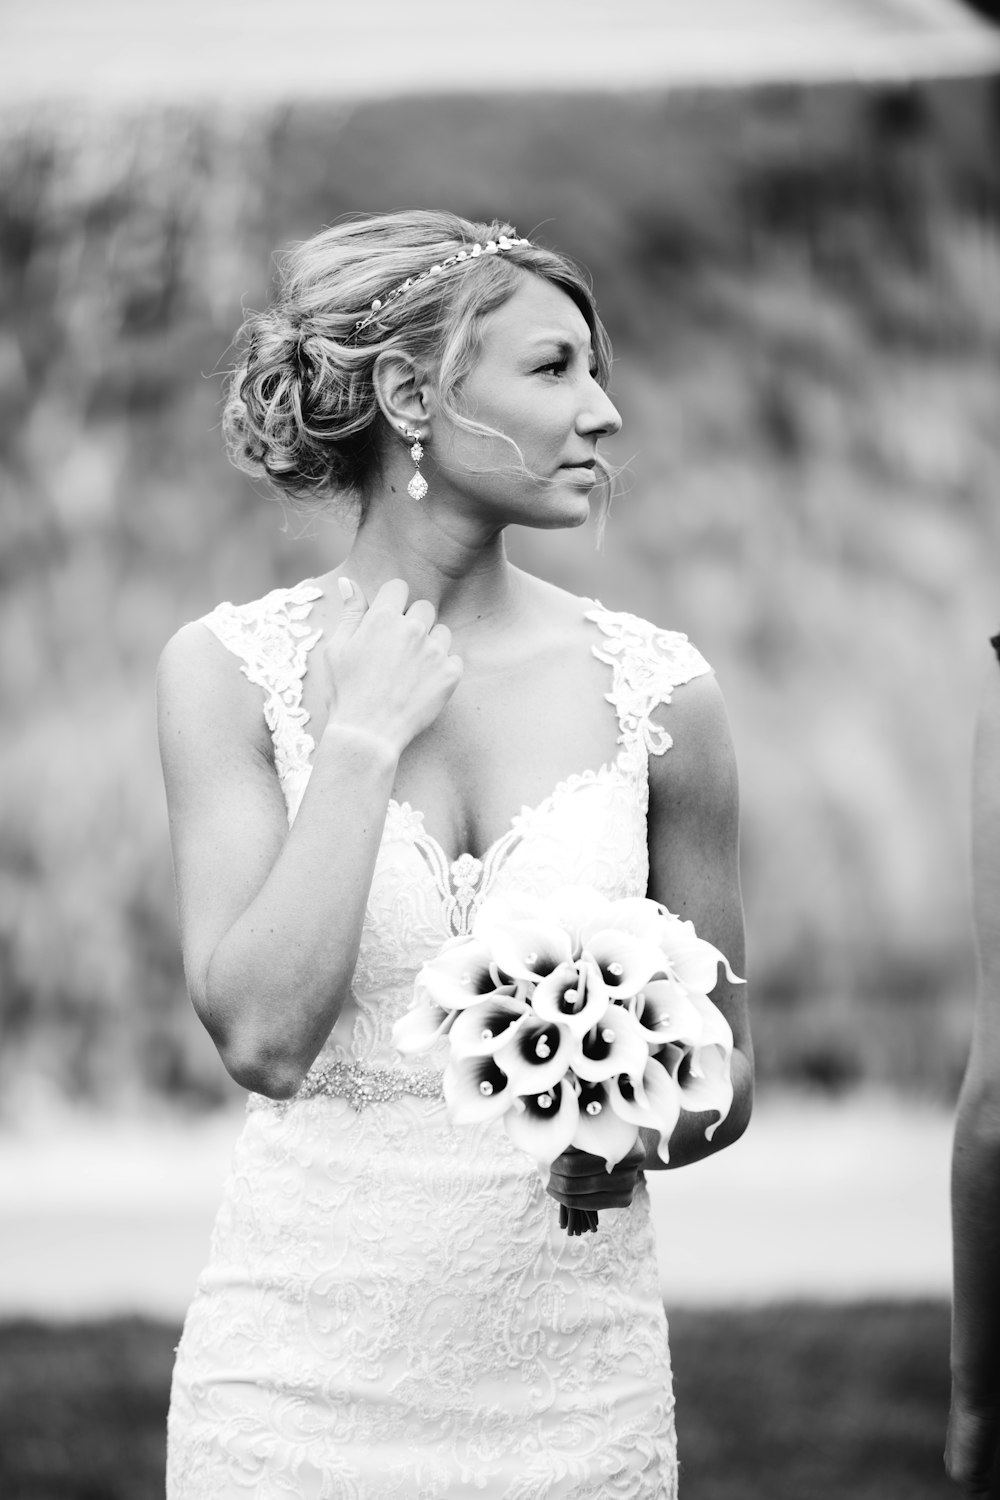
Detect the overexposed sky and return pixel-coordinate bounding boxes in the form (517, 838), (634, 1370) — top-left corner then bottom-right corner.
(1, 0), (998, 106)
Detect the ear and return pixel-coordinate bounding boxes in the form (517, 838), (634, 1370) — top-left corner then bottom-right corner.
(372, 351), (436, 437)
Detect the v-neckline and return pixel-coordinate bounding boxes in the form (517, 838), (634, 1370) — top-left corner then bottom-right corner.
(289, 586), (633, 870)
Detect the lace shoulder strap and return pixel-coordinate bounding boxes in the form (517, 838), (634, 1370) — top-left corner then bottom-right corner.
(586, 603), (712, 756)
(200, 580), (323, 785)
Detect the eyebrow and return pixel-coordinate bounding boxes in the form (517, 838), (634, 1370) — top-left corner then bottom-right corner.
(526, 333), (593, 353)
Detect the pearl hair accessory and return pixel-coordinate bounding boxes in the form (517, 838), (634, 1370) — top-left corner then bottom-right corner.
(351, 234), (531, 338)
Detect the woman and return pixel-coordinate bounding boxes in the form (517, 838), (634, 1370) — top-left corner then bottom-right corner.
(947, 633), (1000, 1499)
(159, 210), (753, 1498)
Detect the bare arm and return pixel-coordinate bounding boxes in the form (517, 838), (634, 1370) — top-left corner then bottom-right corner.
(947, 655), (1000, 1498)
(547, 671), (752, 1212)
(640, 671), (752, 1170)
(157, 579), (461, 1099)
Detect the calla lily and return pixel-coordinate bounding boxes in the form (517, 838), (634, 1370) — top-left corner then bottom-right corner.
(419, 936), (501, 1011)
(493, 1013), (576, 1095)
(656, 916), (745, 995)
(443, 1053), (519, 1124)
(580, 928), (666, 1001)
(572, 1002), (650, 1083)
(608, 1056), (682, 1164)
(471, 891), (538, 942)
(571, 1078), (642, 1171)
(661, 1041), (734, 1141)
(581, 895), (669, 948)
(686, 989), (735, 1058)
(488, 921), (574, 985)
(531, 959), (610, 1038)
(447, 992), (530, 1058)
(629, 977), (705, 1049)
(392, 1000), (456, 1056)
(537, 886), (614, 951)
(504, 1078), (580, 1163)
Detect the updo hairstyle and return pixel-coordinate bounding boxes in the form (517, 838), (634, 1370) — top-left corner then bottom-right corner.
(223, 210), (613, 524)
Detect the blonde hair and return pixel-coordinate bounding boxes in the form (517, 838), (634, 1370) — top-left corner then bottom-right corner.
(224, 210), (614, 524)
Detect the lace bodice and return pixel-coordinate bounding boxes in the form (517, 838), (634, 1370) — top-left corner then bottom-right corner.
(201, 581), (711, 1076)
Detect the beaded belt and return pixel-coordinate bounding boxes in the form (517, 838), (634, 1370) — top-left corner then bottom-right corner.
(251, 1060), (444, 1112)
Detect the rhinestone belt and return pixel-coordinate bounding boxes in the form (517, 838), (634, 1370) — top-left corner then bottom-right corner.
(251, 1060), (444, 1112)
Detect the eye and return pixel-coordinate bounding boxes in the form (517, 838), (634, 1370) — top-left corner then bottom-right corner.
(536, 358), (568, 377)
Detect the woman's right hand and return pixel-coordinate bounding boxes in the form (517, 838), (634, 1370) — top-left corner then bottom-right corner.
(321, 576), (464, 757)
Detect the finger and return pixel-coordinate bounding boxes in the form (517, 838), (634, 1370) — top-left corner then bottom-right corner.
(547, 1182), (635, 1211)
(370, 578), (410, 615)
(332, 576), (369, 637)
(428, 622), (452, 655)
(405, 599), (437, 634)
(549, 1166), (624, 1195)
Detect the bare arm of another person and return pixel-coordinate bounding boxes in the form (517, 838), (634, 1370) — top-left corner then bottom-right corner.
(947, 655), (1000, 1498)
(547, 672), (752, 1212)
(157, 579), (461, 1100)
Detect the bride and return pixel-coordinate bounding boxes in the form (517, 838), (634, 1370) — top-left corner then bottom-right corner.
(159, 210), (753, 1498)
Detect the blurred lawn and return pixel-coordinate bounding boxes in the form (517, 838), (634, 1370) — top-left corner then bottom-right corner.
(0, 1303), (952, 1500)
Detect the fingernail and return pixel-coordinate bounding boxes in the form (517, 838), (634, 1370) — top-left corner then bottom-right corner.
(337, 577), (354, 602)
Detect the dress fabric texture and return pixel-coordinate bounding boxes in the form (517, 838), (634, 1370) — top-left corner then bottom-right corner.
(166, 581), (712, 1500)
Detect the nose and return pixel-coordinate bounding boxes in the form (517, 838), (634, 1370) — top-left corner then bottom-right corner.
(578, 379), (622, 439)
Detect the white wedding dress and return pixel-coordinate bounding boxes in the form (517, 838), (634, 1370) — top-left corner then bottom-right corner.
(166, 581), (711, 1500)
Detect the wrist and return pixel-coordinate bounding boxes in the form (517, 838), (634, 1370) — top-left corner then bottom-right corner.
(320, 719), (401, 772)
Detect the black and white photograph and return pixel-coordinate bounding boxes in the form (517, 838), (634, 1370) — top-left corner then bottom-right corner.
(2, 3), (1000, 1497)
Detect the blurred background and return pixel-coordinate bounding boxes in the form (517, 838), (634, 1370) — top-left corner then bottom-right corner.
(2, 2), (1000, 1497)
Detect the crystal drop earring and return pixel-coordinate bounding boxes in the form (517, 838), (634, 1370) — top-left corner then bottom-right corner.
(402, 427), (428, 501)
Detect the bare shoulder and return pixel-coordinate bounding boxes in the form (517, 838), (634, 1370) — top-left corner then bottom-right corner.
(649, 670), (739, 822)
(156, 619), (272, 774)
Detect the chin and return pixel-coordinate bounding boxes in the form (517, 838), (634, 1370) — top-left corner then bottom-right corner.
(522, 481), (595, 531)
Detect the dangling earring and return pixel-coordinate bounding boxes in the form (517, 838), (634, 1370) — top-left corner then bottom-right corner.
(402, 427), (428, 501)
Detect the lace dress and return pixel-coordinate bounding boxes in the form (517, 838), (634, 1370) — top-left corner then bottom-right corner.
(166, 581), (712, 1500)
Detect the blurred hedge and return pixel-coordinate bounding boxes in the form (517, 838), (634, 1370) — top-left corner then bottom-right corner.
(2, 82), (999, 1112)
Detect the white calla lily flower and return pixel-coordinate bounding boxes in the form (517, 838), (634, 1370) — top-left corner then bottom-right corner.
(443, 1053), (519, 1124)
(471, 891), (538, 942)
(504, 1078), (580, 1163)
(580, 928), (666, 1001)
(629, 977), (705, 1049)
(419, 936), (500, 1011)
(488, 920), (574, 985)
(493, 1014), (576, 1095)
(656, 915), (744, 995)
(571, 1078), (641, 1171)
(447, 992), (530, 1058)
(686, 989), (735, 1058)
(531, 959), (610, 1038)
(572, 1002), (649, 1083)
(537, 886), (614, 951)
(582, 895), (668, 948)
(661, 1040), (734, 1141)
(608, 1056), (682, 1164)
(392, 1001), (455, 1056)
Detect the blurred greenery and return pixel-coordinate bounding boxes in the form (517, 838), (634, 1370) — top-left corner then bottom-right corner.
(1, 82), (998, 1113)
(0, 1302), (954, 1499)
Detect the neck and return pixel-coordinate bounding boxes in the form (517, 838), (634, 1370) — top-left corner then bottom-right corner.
(341, 490), (521, 633)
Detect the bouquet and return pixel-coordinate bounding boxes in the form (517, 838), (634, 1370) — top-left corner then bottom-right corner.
(392, 886), (743, 1235)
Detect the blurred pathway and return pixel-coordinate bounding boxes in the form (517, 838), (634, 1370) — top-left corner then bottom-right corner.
(0, 1091), (952, 1318)
(2, 0), (998, 106)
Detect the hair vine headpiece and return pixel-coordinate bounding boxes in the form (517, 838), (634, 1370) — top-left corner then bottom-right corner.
(350, 233), (531, 339)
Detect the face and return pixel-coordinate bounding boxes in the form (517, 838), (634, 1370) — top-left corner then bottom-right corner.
(428, 273), (622, 530)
